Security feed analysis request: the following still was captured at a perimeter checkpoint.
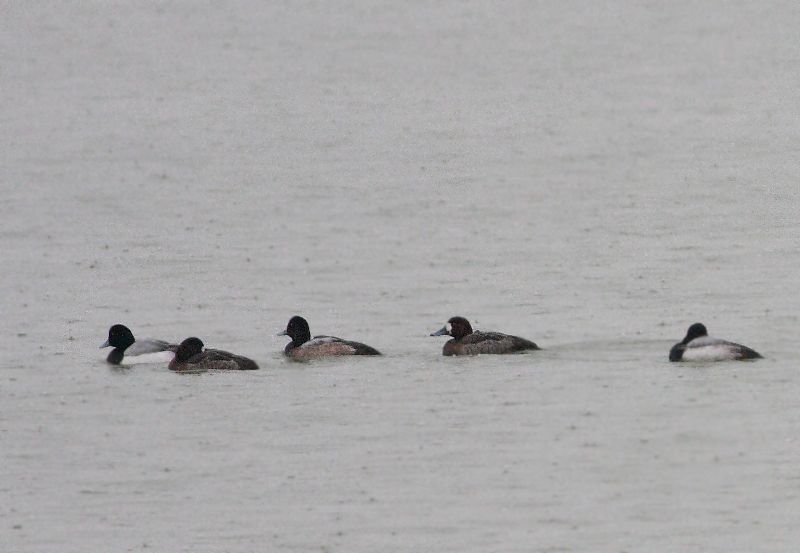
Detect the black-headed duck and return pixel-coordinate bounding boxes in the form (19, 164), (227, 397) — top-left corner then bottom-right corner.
(279, 316), (381, 359)
(100, 324), (177, 365)
(168, 337), (259, 371)
(669, 323), (761, 362)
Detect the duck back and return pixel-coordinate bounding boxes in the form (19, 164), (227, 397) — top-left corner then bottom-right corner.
(286, 336), (381, 359)
(444, 331), (539, 356)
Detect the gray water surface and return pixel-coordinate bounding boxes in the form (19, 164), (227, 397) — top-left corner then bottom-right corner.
(3, 2), (800, 551)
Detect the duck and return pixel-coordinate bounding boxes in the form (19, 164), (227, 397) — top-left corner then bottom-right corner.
(100, 324), (177, 365)
(168, 337), (259, 371)
(430, 316), (540, 356)
(669, 323), (762, 362)
(278, 316), (381, 359)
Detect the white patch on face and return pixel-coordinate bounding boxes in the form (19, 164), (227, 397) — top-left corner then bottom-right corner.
(445, 322), (452, 334)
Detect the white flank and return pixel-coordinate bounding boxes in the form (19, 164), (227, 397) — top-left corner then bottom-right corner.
(120, 350), (176, 365)
(681, 345), (739, 362)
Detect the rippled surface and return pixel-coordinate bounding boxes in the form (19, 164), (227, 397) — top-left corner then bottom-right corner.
(3, 2), (800, 551)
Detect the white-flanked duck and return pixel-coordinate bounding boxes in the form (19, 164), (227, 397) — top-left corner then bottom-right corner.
(100, 324), (177, 365)
(669, 323), (762, 362)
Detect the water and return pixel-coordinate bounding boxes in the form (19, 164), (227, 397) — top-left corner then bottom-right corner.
(3, 2), (799, 551)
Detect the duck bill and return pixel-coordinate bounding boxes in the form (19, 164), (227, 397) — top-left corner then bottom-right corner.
(99, 339), (110, 348)
(430, 326), (449, 337)
(277, 330), (288, 337)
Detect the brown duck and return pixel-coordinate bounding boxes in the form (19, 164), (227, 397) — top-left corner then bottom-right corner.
(430, 316), (539, 356)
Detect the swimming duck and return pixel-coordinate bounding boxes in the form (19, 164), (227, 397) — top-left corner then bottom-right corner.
(278, 316), (381, 359)
(669, 323), (762, 362)
(168, 337), (259, 371)
(100, 324), (177, 365)
(430, 316), (539, 356)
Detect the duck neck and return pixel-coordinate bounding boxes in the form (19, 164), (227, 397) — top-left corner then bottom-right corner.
(106, 348), (125, 365)
(293, 331), (311, 347)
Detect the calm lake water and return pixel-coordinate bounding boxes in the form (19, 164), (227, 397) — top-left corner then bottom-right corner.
(3, 1), (800, 551)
